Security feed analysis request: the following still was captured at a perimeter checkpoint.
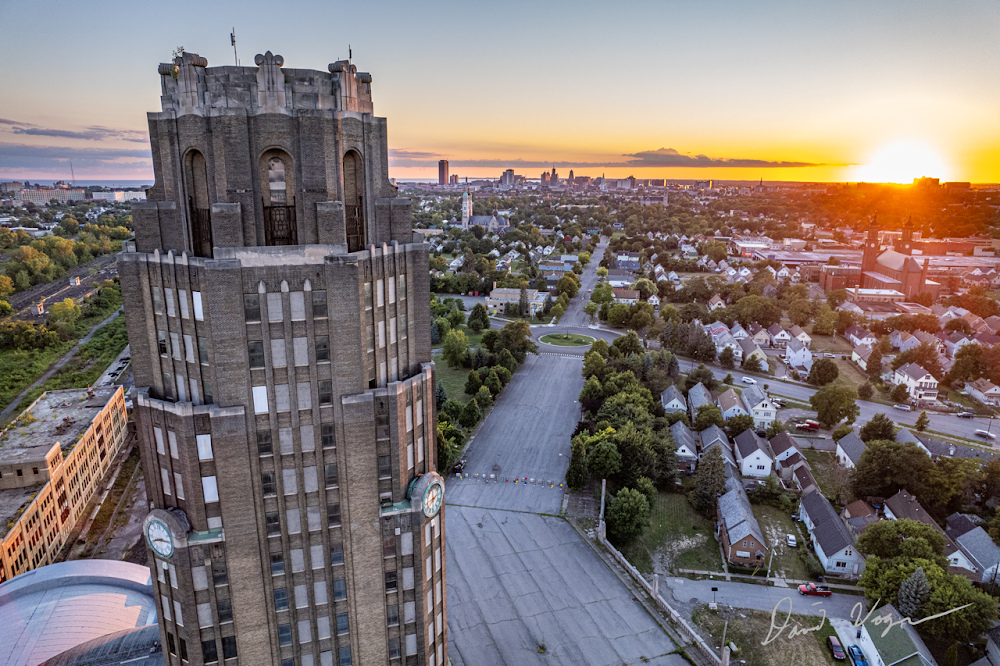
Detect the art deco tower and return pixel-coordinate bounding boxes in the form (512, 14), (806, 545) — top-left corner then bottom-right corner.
(120, 50), (446, 666)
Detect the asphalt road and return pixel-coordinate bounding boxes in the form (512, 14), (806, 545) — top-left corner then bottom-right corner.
(663, 577), (866, 621)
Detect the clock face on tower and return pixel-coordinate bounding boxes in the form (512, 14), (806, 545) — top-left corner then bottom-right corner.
(146, 519), (174, 558)
(422, 480), (444, 518)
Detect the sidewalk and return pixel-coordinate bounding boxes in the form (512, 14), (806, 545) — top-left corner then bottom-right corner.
(679, 568), (864, 591)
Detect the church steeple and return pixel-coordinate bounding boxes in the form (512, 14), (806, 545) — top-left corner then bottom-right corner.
(897, 215), (914, 255)
(861, 215), (879, 273)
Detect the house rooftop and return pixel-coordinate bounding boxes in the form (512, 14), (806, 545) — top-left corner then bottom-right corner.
(955, 527), (1000, 573)
(864, 604), (926, 666)
(836, 432), (866, 465)
(769, 431), (800, 457)
(734, 429), (770, 459)
(800, 491), (854, 556)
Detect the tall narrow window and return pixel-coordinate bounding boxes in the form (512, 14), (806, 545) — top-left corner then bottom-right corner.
(344, 150), (365, 252)
(268, 157), (287, 204)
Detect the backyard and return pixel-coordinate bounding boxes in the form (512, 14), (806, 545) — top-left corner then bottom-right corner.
(802, 449), (842, 502)
(619, 492), (722, 575)
(754, 504), (812, 581)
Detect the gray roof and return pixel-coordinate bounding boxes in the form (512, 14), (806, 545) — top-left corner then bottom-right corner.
(0, 560), (155, 666)
(687, 382), (713, 414)
(717, 388), (746, 415)
(946, 513), (982, 540)
(885, 490), (942, 533)
(894, 428), (922, 446)
(660, 385), (686, 411)
(896, 362), (932, 381)
(836, 432), (866, 464)
(734, 429), (770, 460)
(699, 424), (728, 451)
(800, 491), (855, 556)
(670, 421), (699, 457)
(738, 337), (761, 356)
(916, 433), (999, 463)
(769, 431), (800, 457)
(39, 625), (162, 666)
(718, 485), (766, 548)
(741, 384), (767, 409)
(785, 336), (805, 353)
(956, 527), (1000, 573)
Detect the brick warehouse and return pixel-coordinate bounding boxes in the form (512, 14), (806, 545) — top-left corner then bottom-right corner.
(119, 50), (445, 666)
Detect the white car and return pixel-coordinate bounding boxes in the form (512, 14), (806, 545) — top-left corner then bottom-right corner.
(975, 429), (997, 440)
(824, 353), (836, 358)
(892, 404), (912, 412)
(786, 535), (797, 548)
(741, 377), (757, 385)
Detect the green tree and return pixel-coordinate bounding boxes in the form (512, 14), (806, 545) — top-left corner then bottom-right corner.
(915, 410), (929, 432)
(742, 354), (763, 372)
(807, 358), (839, 386)
(464, 369), (482, 395)
(694, 404), (725, 431)
(719, 346), (735, 369)
(481, 329), (498, 352)
(442, 329), (469, 368)
(475, 385), (493, 409)
(448, 307), (466, 328)
(833, 424), (853, 441)
(495, 320), (538, 363)
(459, 399), (481, 429)
(897, 566), (930, 619)
(787, 300), (813, 327)
(810, 384), (859, 427)
(857, 519), (947, 563)
(435, 382), (447, 410)
(765, 420), (786, 439)
(725, 414), (756, 439)
(484, 370), (502, 396)
(890, 383), (910, 403)
(613, 330), (643, 356)
(589, 438), (622, 479)
(441, 399), (464, 422)
(567, 433), (590, 491)
(583, 300), (598, 323)
(606, 487), (650, 544)
(612, 422), (656, 485)
(858, 382), (874, 400)
(0, 274), (13, 300)
(557, 274), (579, 298)
(579, 375), (604, 413)
(596, 266), (608, 277)
(859, 413), (895, 442)
(0, 300), (11, 317)
(496, 348), (517, 373)
(852, 441), (933, 500)
(47, 298), (81, 324)
(685, 364), (719, 391)
(519, 286), (529, 317)
(812, 303), (836, 336)
(607, 303), (630, 327)
(632, 278), (657, 301)
(634, 476), (657, 507)
(582, 350), (606, 380)
(435, 316), (451, 339)
(724, 372), (734, 385)
(466, 303), (490, 333)
(943, 644), (957, 666)
(550, 304), (565, 320)
(690, 446), (727, 516)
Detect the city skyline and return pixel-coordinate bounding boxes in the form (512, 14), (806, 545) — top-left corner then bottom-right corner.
(1, 0), (998, 183)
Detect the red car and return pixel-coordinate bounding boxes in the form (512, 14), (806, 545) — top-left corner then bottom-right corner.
(798, 583), (832, 596)
(827, 635), (846, 660)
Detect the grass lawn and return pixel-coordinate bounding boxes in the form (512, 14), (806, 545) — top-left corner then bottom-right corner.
(434, 361), (473, 405)
(802, 449), (839, 500)
(754, 504), (810, 581)
(539, 333), (593, 347)
(692, 605), (837, 666)
(0, 342), (73, 413)
(12, 316), (129, 415)
(809, 334), (852, 354)
(618, 492), (722, 575)
(431, 324), (484, 350)
(832, 358), (870, 391)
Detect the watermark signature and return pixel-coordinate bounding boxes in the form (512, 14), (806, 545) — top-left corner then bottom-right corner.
(762, 596), (973, 645)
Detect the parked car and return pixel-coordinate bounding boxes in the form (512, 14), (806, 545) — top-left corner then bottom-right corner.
(848, 645), (869, 666)
(827, 636), (846, 661)
(975, 429), (997, 440)
(956, 412), (976, 418)
(798, 583), (832, 596)
(741, 377), (757, 384)
(786, 534), (797, 547)
(892, 404), (912, 411)
(824, 352), (836, 358)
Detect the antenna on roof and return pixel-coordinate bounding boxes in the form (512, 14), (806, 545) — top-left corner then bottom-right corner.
(231, 28), (239, 66)
(349, 45), (352, 62)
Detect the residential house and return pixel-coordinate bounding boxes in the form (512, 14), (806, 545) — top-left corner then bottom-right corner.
(687, 382), (714, 420)
(670, 421), (699, 473)
(607, 269), (633, 288)
(647, 294), (660, 308)
(733, 429), (774, 478)
(942, 331), (972, 357)
(954, 527), (1000, 584)
(856, 604), (936, 666)
(708, 294), (725, 311)
(973, 331), (1000, 347)
(985, 315), (1000, 334)
(485, 287), (546, 315)
(968, 378), (1000, 406)
(612, 288), (640, 305)
(913, 329), (943, 353)
(845, 324), (877, 348)
(660, 385), (687, 415)
(741, 385), (776, 431)
(717, 388), (748, 420)
(799, 491), (866, 575)
(699, 425), (736, 478)
(852, 344), (874, 371)
(775, 265), (791, 280)
(893, 362), (938, 402)
(748, 323), (772, 348)
(835, 432), (866, 469)
(914, 432), (998, 464)
(717, 478), (769, 567)
(962, 311), (991, 333)
(788, 324), (812, 348)
(768, 432), (802, 463)
(792, 466), (819, 495)
(739, 338), (768, 369)
(890, 330), (921, 352)
(784, 337), (814, 373)
(615, 251), (641, 270)
(730, 323), (749, 341)
(842, 500), (880, 537)
(715, 333), (743, 362)
(883, 490), (978, 576)
(767, 324), (791, 349)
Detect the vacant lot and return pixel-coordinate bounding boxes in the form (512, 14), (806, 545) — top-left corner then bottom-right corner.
(435, 361), (474, 405)
(754, 504), (810, 581)
(620, 492), (722, 575)
(0, 342), (72, 413)
(808, 335), (852, 354)
(802, 449), (841, 501)
(692, 604), (837, 666)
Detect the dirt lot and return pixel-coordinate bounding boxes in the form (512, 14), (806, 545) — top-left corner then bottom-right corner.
(692, 604), (837, 666)
(754, 505), (811, 580)
(620, 492), (722, 575)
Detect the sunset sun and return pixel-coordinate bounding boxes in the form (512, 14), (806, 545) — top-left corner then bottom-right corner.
(856, 141), (949, 184)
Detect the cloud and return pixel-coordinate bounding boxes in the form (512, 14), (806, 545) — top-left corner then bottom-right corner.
(0, 118), (23, 126)
(388, 147), (826, 170)
(11, 125), (148, 143)
(0, 142), (152, 170)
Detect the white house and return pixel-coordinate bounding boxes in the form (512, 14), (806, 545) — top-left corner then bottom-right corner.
(890, 329), (921, 352)
(740, 385), (776, 431)
(893, 362), (938, 402)
(845, 325), (877, 348)
(647, 294), (660, 308)
(670, 421), (700, 473)
(967, 378), (1000, 406)
(717, 388), (748, 420)
(767, 324), (791, 349)
(733, 430), (773, 478)
(784, 337), (814, 372)
(708, 294), (725, 311)
(954, 527), (1000, 583)
(612, 288), (640, 305)
(715, 333), (743, 362)
(788, 324), (811, 349)
(660, 385), (687, 414)
(799, 491), (866, 575)
(730, 323), (749, 341)
(835, 432), (866, 469)
(768, 432), (802, 463)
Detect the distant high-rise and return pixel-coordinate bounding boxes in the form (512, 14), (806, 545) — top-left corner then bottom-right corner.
(568, 169), (574, 182)
(540, 171), (550, 186)
(121, 50), (446, 666)
(550, 166), (559, 186)
(449, 174), (458, 185)
(438, 160), (449, 186)
(501, 169), (514, 186)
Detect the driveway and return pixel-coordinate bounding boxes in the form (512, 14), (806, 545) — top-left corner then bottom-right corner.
(663, 577), (866, 620)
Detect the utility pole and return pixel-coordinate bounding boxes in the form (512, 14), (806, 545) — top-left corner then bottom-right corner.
(231, 28), (239, 66)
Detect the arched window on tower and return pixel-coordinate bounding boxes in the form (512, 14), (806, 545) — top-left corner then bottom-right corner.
(268, 157), (287, 204)
(343, 150), (365, 252)
(261, 153), (297, 245)
(186, 150), (212, 257)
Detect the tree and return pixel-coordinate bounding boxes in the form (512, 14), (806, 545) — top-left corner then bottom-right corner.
(719, 346), (735, 369)
(497, 348), (517, 373)
(557, 274), (579, 298)
(765, 420), (786, 439)
(613, 331), (643, 357)
(441, 399), (464, 422)
(852, 441), (933, 500)
(448, 307), (466, 328)
(787, 300), (813, 327)
(634, 476), (657, 508)
(724, 372), (734, 385)
(596, 266), (608, 277)
(459, 399), (481, 429)
(464, 369), (482, 395)
(566, 433), (590, 491)
(690, 446), (727, 516)
(915, 410), (929, 432)
(583, 300), (598, 323)
(550, 304), (565, 320)
(579, 375), (604, 413)
(891, 342), (945, 380)
(582, 351), (606, 380)
(685, 364), (719, 392)
(442, 329), (469, 368)
(742, 354), (763, 372)
(0, 300), (11, 317)
(890, 383), (910, 403)
(897, 567), (930, 620)
(833, 424), (853, 441)
(858, 383), (874, 400)
(484, 370), (502, 396)
(725, 414), (756, 439)
(518, 287), (529, 318)
(495, 321), (538, 363)
(481, 329), (498, 352)
(859, 413), (895, 442)
(466, 303), (490, 333)
(807, 358), (839, 386)
(810, 384), (860, 427)
(0, 275), (13, 300)
(857, 519), (947, 562)
(826, 288), (849, 310)
(606, 487), (650, 544)
(812, 304), (836, 336)
(694, 404), (725, 431)
(589, 438), (622, 479)
(47, 298), (81, 324)
(475, 385), (493, 409)
(632, 278), (657, 301)
(945, 318), (972, 335)
(613, 422), (657, 485)
(607, 303), (630, 327)
(435, 316), (451, 340)
(435, 382), (447, 410)
(943, 644), (957, 666)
